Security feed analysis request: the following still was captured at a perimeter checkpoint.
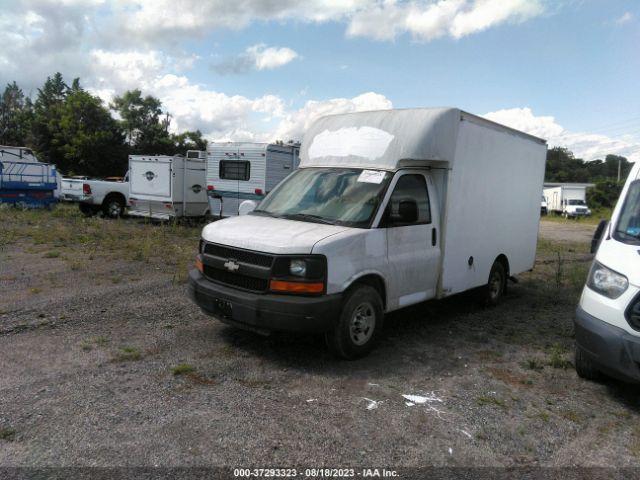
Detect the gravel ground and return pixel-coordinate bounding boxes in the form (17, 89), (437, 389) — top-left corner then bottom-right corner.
(1, 209), (639, 470)
(539, 219), (597, 244)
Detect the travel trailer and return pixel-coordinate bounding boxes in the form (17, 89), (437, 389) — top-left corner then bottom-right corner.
(575, 161), (640, 383)
(206, 142), (300, 217)
(128, 151), (207, 220)
(0, 146), (58, 208)
(188, 108), (547, 358)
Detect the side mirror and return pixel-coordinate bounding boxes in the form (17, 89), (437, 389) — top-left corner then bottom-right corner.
(398, 200), (418, 224)
(591, 219), (608, 254)
(239, 200), (257, 216)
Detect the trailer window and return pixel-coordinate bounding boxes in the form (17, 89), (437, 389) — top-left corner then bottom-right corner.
(219, 160), (250, 181)
(383, 174), (431, 226)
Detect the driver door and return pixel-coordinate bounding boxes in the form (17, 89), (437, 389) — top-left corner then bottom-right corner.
(380, 172), (440, 309)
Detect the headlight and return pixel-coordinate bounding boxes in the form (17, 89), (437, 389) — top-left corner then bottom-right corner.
(587, 261), (628, 299)
(289, 259), (307, 277)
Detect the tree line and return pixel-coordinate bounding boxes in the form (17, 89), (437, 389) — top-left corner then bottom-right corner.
(545, 147), (633, 209)
(0, 73), (206, 177)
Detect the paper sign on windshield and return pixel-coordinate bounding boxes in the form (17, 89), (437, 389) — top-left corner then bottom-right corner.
(357, 170), (386, 184)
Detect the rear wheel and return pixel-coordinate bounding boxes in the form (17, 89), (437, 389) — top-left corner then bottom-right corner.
(575, 346), (601, 381)
(103, 196), (125, 219)
(482, 260), (507, 306)
(79, 203), (97, 217)
(326, 285), (383, 360)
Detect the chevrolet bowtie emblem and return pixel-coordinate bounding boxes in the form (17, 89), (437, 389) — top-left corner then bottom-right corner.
(223, 260), (240, 272)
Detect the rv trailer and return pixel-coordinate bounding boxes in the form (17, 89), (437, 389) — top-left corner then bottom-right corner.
(128, 151), (208, 220)
(205, 142), (300, 217)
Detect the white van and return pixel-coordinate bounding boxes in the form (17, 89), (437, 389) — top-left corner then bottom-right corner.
(206, 142), (300, 217)
(128, 152), (208, 220)
(575, 161), (640, 382)
(188, 108), (547, 358)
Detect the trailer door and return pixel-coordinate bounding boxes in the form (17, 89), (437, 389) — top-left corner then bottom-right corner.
(130, 157), (172, 200)
(218, 148), (250, 215)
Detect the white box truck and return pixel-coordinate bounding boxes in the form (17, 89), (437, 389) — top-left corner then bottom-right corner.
(575, 161), (640, 383)
(188, 108), (547, 358)
(206, 142), (300, 217)
(543, 185), (591, 217)
(128, 151), (208, 220)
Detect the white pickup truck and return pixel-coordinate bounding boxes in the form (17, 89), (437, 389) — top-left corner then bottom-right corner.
(61, 173), (129, 218)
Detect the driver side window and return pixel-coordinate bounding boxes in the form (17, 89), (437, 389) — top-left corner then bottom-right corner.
(383, 174), (431, 227)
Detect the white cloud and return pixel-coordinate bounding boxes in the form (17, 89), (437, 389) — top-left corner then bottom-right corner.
(484, 107), (640, 162)
(214, 44), (299, 74)
(272, 92), (393, 141)
(615, 12), (633, 25)
(347, 0), (546, 41)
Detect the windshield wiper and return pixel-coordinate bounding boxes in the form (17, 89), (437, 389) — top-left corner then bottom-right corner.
(249, 209), (274, 217)
(281, 213), (336, 225)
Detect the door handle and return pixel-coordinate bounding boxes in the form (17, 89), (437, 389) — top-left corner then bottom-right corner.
(432, 227), (437, 246)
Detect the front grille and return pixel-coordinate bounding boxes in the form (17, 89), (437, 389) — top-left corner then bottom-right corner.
(203, 265), (268, 292)
(204, 243), (273, 267)
(626, 294), (640, 331)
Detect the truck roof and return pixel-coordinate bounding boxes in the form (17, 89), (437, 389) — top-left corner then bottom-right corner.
(299, 107), (546, 171)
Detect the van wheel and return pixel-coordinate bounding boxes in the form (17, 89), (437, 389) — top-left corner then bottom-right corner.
(103, 197), (124, 218)
(575, 346), (600, 381)
(482, 260), (507, 306)
(326, 285), (383, 360)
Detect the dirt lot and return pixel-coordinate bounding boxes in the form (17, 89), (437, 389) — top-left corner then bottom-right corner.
(1, 206), (639, 469)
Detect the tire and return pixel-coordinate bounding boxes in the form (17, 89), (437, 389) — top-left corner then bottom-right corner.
(325, 285), (384, 360)
(79, 203), (97, 217)
(482, 260), (507, 307)
(575, 346), (601, 381)
(102, 196), (124, 219)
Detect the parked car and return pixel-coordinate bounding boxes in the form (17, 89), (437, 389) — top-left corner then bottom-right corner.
(187, 108), (547, 358)
(78, 173), (129, 218)
(575, 161), (640, 382)
(127, 152), (208, 220)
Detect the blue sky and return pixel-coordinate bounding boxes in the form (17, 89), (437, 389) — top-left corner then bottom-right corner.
(0, 0), (638, 161)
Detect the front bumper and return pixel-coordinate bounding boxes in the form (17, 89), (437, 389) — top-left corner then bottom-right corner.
(575, 306), (640, 383)
(188, 269), (342, 334)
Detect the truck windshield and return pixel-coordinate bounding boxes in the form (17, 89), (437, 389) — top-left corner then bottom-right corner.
(567, 199), (586, 206)
(614, 180), (640, 244)
(252, 168), (390, 228)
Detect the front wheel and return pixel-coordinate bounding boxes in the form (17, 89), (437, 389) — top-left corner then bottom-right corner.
(481, 260), (507, 306)
(575, 346), (600, 381)
(326, 285), (384, 360)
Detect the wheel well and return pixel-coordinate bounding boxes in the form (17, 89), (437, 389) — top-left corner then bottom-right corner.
(102, 192), (126, 206)
(347, 274), (387, 310)
(495, 254), (510, 276)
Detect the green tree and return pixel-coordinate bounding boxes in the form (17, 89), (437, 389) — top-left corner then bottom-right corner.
(31, 72), (69, 165)
(110, 89), (173, 154)
(171, 130), (208, 153)
(53, 81), (127, 176)
(0, 81), (34, 146)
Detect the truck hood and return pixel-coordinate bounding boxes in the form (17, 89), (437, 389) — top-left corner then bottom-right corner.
(201, 215), (352, 254)
(597, 238), (640, 287)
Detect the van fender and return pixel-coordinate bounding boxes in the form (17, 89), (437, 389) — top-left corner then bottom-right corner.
(339, 270), (388, 310)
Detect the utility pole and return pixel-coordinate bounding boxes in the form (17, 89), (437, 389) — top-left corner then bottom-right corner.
(618, 157), (622, 182)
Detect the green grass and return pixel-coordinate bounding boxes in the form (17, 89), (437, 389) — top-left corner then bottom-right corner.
(0, 428), (16, 441)
(172, 364), (196, 376)
(477, 395), (507, 408)
(113, 346), (142, 362)
(542, 208), (612, 226)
